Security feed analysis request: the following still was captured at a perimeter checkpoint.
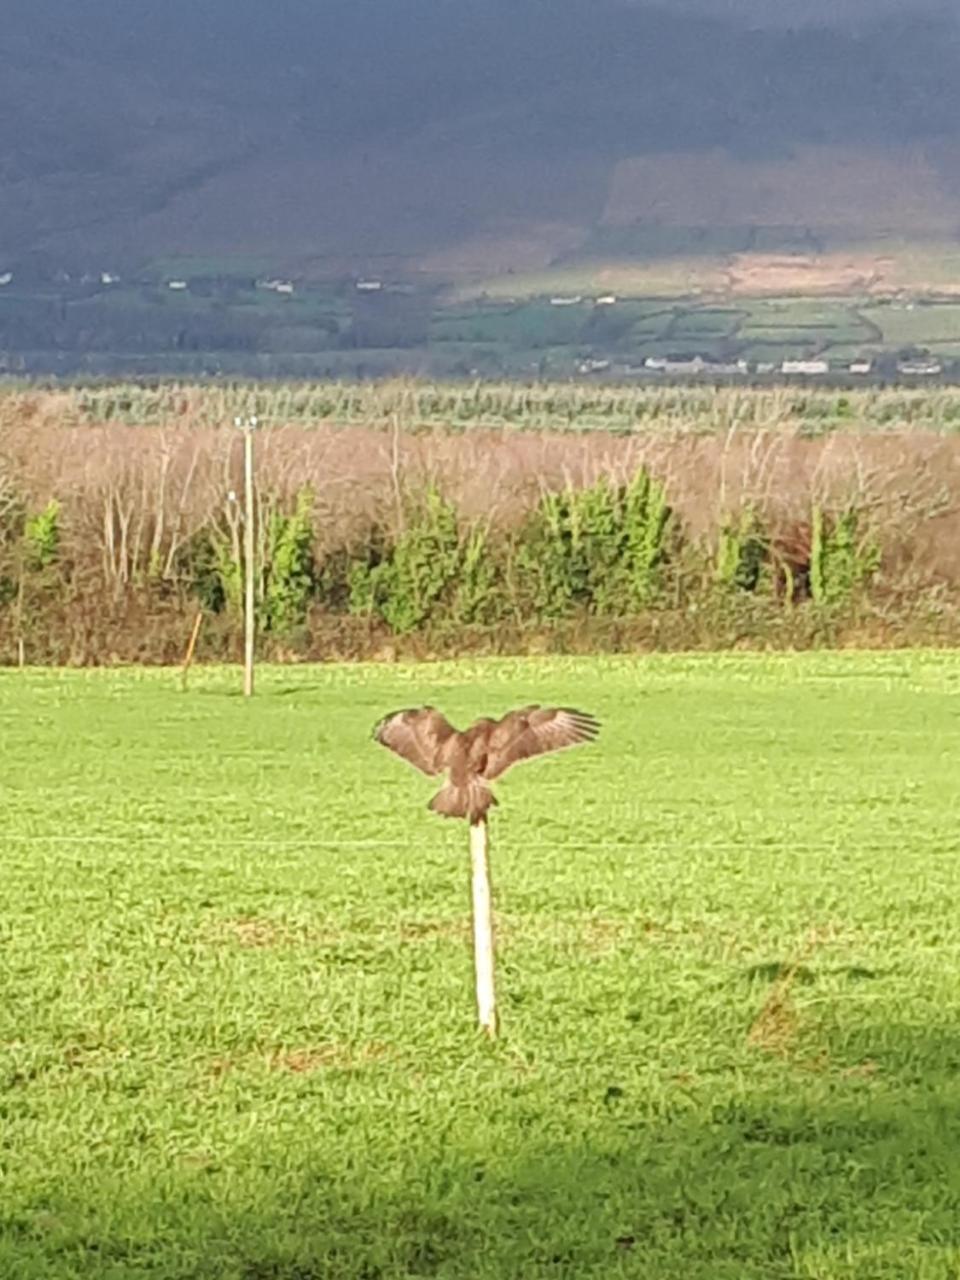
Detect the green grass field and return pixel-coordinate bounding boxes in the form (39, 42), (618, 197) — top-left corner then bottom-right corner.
(5, 654), (960, 1278)
(862, 305), (960, 347)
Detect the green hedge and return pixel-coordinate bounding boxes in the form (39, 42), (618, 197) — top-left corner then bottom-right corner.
(0, 467), (884, 648)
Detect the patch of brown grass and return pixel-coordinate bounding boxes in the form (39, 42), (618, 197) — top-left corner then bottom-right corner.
(747, 986), (802, 1058)
(266, 1044), (391, 1073)
(215, 917), (289, 948)
(397, 918), (471, 944)
(577, 917), (630, 952)
(203, 916), (340, 949)
(209, 1042), (391, 1078)
(747, 927), (829, 1058)
(840, 1060), (879, 1079)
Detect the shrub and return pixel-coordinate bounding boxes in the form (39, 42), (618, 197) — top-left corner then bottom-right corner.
(716, 506), (768, 594)
(511, 470), (674, 618)
(348, 487), (494, 634)
(262, 487), (316, 633)
(24, 500), (61, 570)
(810, 505), (881, 606)
(182, 486), (317, 633)
(0, 467), (26, 609)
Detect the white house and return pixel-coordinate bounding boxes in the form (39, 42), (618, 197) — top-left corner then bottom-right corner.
(356, 279), (383, 291)
(259, 278), (295, 294)
(644, 355), (710, 374)
(0, 272), (12, 287)
(595, 295), (617, 306)
(781, 359), (829, 375)
(849, 360), (872, 375)
(550, 295), (582, 306)
(100, 272), (119, 285)
(663, 356), (707, 374)
(167, 280), (188, 291)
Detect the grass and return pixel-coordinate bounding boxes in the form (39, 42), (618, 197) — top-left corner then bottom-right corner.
(4, 654), (960, 1277)
(430, 302), (589, 348)
(429, 297), (878, 367)
(457, 260), (722, 302)
(140, 256), (291, 282)
(862, 304), (960, 347)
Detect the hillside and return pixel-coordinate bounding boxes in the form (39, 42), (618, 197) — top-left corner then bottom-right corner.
(4, 1), (960, 284)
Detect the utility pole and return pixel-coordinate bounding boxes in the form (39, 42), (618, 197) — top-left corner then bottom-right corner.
(234, 415), (258, 697)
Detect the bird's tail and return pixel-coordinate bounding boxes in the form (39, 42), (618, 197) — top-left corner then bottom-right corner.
(429, 778), (498, 823)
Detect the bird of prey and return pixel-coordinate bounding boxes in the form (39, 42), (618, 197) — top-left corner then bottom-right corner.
(372, 704), (600, 822)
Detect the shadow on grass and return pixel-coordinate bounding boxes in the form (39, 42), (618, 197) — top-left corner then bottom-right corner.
(5, 1036), (960, 1279)
(190, 684), (331, 700)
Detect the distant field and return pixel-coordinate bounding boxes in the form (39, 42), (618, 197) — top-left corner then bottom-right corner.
(457, 259), (726, 302)
(4, 655), (960, 1278)
(430, 301), (588, 348)
(860, 304), (960, 346)
(140, 255), (292, 281)
(430, 296), (890, 367)
(8, 231), (960, 379)
(15, 377), (960, 434)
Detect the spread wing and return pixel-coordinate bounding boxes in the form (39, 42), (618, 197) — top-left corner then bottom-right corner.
(373, 706), (457, 777)
(480, 706), (599, 781)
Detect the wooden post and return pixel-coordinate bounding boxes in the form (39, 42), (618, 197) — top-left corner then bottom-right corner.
(470, 818), (498, 1038)
(15, 553), (24, 670)
(180, 610), (204, 691)
(235, 415), (258, 698)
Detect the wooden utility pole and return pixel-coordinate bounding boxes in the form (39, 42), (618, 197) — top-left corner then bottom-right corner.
(234, 415), (258, 697)
(469, 817), (498, 1038)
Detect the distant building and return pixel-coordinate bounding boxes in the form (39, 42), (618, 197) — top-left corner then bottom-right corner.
(258, 278), (295, 294)
(755, 362), (776, 374)
(848, 360), (873, 375)
(100, 272), (119, 285)
(549, 295), (582, 306)
(898, 358), (941, 376)
(644, 355), (714, 374)
(666, 357), (706, 374)
(167, 280), (188, 291)
(595, 295), (618, 306)
(781, 359), (829, 376)
(0, 272), (12, 287)
(577, 358), (611, 374)
(356, 279), (383, 291)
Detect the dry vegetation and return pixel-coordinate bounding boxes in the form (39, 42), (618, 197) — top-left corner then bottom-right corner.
(3, 380), (960, 664)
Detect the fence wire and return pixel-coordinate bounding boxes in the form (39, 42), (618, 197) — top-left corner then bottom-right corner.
(6, 833), (960, 853)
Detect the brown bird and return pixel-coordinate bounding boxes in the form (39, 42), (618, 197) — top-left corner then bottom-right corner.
(372, 704), (600, 822)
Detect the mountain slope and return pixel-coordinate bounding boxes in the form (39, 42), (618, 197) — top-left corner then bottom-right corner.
(3, 1), (960, 277)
